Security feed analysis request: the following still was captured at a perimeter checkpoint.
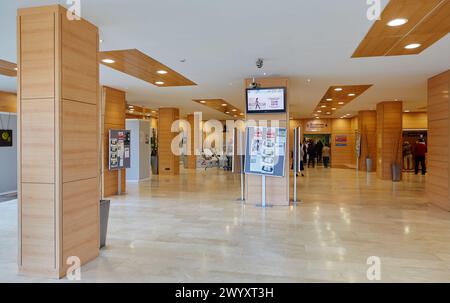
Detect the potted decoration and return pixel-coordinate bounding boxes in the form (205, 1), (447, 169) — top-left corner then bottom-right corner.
(151, 128), (158, 175)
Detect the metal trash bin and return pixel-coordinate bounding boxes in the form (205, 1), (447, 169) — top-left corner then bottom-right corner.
(100, 199), (110, 248)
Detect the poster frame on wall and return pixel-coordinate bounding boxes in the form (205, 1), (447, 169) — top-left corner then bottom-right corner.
(108, 129), (131, 171)
(244, 126), (287, 178)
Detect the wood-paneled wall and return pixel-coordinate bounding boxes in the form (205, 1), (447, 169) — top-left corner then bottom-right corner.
(17, 5), (99, 278)
(358, 111), (377, 171)
(403, 112), (428, 129)
(158, 108), (180, 175)
(0, 91), (16, 113)
(102, 86), (126, 197)
(244, 78), (290, 206)
(427, 70), (450, 211)
(330, 119), (356, 168)
(376, 101), (403, 180)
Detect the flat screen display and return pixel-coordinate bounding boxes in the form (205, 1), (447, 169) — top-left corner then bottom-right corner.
(246, 87), (286, 114)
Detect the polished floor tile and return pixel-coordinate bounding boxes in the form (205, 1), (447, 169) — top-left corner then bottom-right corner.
(1, 167), (450, 282)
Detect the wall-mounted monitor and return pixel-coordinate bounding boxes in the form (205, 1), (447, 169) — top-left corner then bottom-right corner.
(246, 87), (286, 114)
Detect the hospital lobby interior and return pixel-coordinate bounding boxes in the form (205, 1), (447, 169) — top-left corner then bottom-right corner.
(1, 0), (450, 284)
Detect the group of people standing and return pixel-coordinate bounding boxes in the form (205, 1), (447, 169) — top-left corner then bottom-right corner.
(403, 138), (428, 175)
(301, 139), (331, 169)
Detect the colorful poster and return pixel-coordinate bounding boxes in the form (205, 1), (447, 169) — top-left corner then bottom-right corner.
(244, 126), (286, 177)
(335, 135), (348, 147)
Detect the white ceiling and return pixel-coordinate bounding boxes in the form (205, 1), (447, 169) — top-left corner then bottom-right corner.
(1, 0), (449, 119)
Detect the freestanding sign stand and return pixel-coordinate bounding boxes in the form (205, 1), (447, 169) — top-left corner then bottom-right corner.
(109, 129), (131, 195)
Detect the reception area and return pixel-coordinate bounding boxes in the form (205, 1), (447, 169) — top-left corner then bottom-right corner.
(0, 0), (450, 288)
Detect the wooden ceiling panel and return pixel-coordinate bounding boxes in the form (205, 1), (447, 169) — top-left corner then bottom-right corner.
(0, 59), (17, 77)
(99, 49), (196, 87)
(352, 0), (448, 58)
(193, 99), (244, 118)
(126, 103), (158, 118)
(313, 85), (373, 117)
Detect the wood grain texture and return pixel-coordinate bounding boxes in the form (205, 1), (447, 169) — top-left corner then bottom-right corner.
(353, 0), (448, 58)
(0, 59), (17, 77)
(331, 119), (356, 168)
(193, 99), (243, 118)
(358, 110), (377, 171)
(158, 108), (180, 175)
(314, 85), (372, 117)
(244, 78), (290, 206)
(62, 178), (99, 273)
(403, 112), (428, 129)
(186, 114), (196, 169)
(376, 101), (403, 180)
(0, 91), (17, 113)
(18, 5), (100, 278)
(99, 49), (196, 87)
(427, 70), (450, 211)
(102, 86), (126, 196)
(62, 100), (98, 182)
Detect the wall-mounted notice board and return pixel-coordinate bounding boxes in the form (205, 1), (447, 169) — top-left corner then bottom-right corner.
(109, 129), (131, 170)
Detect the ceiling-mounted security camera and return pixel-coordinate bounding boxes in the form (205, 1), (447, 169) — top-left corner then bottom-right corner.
(256, 58), (264, 69)
(249, 77), (259, 89)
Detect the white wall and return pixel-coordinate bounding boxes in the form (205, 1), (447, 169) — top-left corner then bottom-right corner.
(125, 119), (151, 181)
(0, 113), (17, 194)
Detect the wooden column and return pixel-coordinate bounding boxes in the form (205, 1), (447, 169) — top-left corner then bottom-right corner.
(158, 108), (180, 175)
(244, 78), (290, 206)
(358, 110), (377, 171)
(330, 119), (356, 168)
(102, 86), (126, 197)
(186, 113), (196, 169)
(427, 70), (450, 211)
(17, 5), (100, 278)
(376, 101), (403, 180)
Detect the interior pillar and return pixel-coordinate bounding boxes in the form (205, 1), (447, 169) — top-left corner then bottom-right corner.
(17, 5), (100, 278)
(101, 86), (126, 197)
(427, 70), (450, 211)
(376, 101), (403, 180)
(158, 108), (180, 175)
(358, 110), (377, 172)
(186, 113), (196, 169)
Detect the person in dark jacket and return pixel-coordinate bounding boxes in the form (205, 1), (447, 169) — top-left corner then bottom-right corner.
(307, 140), (316, 168)
(315, 139), (324, 164)
(414, 138), (427, 175)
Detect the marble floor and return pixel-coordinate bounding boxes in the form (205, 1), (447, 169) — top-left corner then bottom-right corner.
(1, 167), (450, 283)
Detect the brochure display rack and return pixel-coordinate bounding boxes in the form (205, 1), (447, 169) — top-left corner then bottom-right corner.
(109, 129), (131, 194)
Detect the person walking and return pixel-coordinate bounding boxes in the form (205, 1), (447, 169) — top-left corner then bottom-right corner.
(322, 144), (331, 168)
(307, 140), (316, 168)
(299, 143), (305, 176)
(315, 139), (324, 165)
(414, 138), (427, 175)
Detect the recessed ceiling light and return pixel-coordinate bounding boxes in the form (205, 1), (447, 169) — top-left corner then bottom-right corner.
(157, 70), (168, 74)
(232, 109), (237, 112)
(99, 39), (104, 43)
(317, 110), (322, 113)
(102, 58), (115, 64)
(14, 67), (18, 71)
(404, 110), (411, 113)
(405, 43), (421, 49)
(326, 112), (331, 114)
(221, 104), (227, 107)
(200, 100), (206, 104)
(234, 115), (237, 118)
(321, 105), (327, 108)
(338, 102), (345, 105)
(225, 111), (230, 114)
(332, 108), (336, 110)
(326, 98), (332, 101)
(334, 88), (343, 91)
(348, 93), (356, 97)
(155, 81), (164, 85)
(128, 105), (134, 108)
(152, 110), (156, 113)
(387, 18), (408, 27)
(240, 113), (244, 116)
